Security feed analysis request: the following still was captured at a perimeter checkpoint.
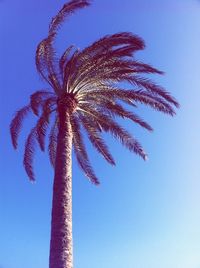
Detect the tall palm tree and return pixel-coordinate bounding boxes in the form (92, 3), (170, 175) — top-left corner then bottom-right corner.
(10, 1), (179, 268)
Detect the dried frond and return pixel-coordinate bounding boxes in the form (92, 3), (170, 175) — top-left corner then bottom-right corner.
(49, 0), (90, 35)
(10, 105), (31, 149)
(23, 127), (37, 181)
(70, 115), (100, 185)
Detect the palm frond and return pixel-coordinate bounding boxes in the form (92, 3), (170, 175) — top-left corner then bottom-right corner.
(71, 59), (131, 91)
(35, 97), (56, 151)
(135, 91), (176, 115)
(35, 35), (61, 94)
(35, 37), (54, 85)
(100, 117), (147, 160)
(42, 96), (57, 115)
(80, 115), (115, 165)
(85, 88), (175, 115)
(72, 48), (157, 92)
(10, 105), (31, 149)
(127, 60), (163, 75)
(35, 114), (50, 151)
(49, 0), (90, 35)
(23, 127), (37, 181)
(127, 75), (179, 107)
(104, 44), (141, 58)
(70, 33), (146, 91)
(75, 153), (100, 185)
(78, 104), (147, 160)
(63, 48), (80, 92)
(70, 115), (100, 185)
(80, 32), (145, 58)
(100, 100), (153, 131)
(30, 90), (54, 116)
(59, 45), (76, 74)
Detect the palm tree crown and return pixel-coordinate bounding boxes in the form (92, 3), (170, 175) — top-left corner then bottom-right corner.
(10, 0), (179, 185)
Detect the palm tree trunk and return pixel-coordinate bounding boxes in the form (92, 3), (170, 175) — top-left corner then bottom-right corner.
(49, 104), (73, 268)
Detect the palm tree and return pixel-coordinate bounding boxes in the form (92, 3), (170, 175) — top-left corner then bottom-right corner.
(10, 1), (179, 268)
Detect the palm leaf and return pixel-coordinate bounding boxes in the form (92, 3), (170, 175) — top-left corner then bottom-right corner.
(86, 88), (175, 115)
(127, 75), (179, 107)
(35, 97), (56, 151)
(59, 45), (76, 74)
(63, 48), (80, 92)
(80, 115), (115, 165)
(78, 104), (147, 160)
(70, 115), (100, 185)
(100, 100), (153, 131)
(23, 127), (37, 181)
(49, 0), (90, 35)
(35, 35), (61, 93)
(30, 90), (53, 116)
(10, 105), (31, 149)
(35, 114), (49, 152)
(80, 32), (145, 58)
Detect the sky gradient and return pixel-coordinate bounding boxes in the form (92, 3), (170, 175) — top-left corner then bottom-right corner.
(1, 1), (200, 268)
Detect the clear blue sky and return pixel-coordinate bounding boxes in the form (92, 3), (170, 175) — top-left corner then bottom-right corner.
(1, 1), (200, 268)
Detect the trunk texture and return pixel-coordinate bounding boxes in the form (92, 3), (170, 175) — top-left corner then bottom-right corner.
(49, 104), (73, 268)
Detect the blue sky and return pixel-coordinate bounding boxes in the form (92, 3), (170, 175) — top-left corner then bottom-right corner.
(1, 0), (200, 268)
